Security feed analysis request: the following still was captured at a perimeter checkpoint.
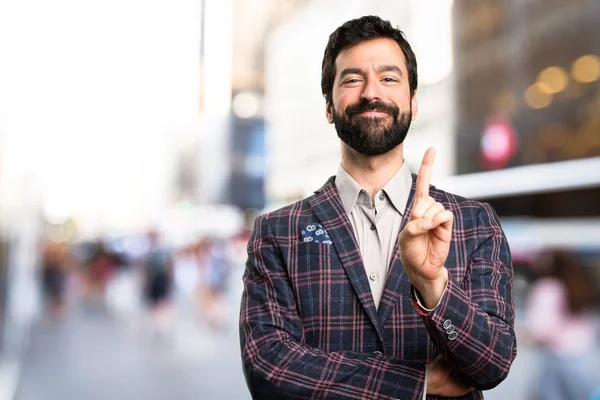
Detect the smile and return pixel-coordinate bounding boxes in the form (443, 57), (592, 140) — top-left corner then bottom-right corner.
(356, 110), (389, 117)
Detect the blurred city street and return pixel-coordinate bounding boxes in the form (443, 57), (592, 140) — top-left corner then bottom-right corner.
(14, 267), (251, 400)
(12, 276), (596, 400)
(0, 1), (599, 399)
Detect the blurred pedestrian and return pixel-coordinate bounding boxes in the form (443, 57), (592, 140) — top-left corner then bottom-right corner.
(200, 237), (230, 329)
(85, 240), (118, 311)
(173, 242), (201, 316)
(142, 230), (174, 341)
(524, 249), (599, 400)
(39, 239), (69, 321)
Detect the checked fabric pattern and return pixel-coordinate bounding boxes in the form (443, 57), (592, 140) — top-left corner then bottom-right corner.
(240, 175), (517, 400)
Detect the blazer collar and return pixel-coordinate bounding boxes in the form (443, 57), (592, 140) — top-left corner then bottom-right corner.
(377, 174), (418, 326)
(310, 177), (384, 341)
(311, 174), (422, 331)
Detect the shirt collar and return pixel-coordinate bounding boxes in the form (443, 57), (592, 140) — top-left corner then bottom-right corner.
(335, 161), (412, 215)
(382, 161), (412, 215)
(335, 165), (363, 215)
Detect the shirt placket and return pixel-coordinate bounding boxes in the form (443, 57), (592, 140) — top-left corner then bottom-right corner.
(359, 192), (385, 307)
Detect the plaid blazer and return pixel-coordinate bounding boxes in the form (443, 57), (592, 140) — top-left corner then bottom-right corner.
(240, 175), (517, 399)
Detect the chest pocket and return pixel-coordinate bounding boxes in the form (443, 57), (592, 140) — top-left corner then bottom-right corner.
(292, 242), (341, 295)
(296, 242), (335, 268)
(289, 242), (354, 323)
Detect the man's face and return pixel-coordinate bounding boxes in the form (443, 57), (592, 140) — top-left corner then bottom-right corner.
(326, 38), (418, 156)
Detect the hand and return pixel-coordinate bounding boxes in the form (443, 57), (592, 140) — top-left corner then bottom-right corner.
(426, 356), (473, 397)
(398, 148), (453, 308)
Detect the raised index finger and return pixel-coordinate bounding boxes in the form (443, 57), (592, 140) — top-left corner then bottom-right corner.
(416, 147), (436, 199)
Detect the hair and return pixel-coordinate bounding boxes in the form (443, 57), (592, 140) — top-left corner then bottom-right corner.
(321, 15), (418, 107)
(536, 249), (597, 314)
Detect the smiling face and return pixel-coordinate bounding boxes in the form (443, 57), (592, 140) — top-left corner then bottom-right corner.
(326, 38), (418, 156)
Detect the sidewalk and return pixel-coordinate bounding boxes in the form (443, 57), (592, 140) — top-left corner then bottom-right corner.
(0, 356), (20, 400)
(11, 269), (250, 400)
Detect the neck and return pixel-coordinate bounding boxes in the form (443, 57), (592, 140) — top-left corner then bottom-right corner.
(340, 143), (404, 199)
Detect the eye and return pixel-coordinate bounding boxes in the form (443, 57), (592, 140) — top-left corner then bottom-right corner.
(342, 78), (362, 85)
(382, 77), (398, 83)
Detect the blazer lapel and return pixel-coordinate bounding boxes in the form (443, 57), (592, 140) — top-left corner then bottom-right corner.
(309, 177), (383, 340)
(377, 175), (417, 326)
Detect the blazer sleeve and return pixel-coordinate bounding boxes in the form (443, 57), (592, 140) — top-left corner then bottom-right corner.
(414, 203), (517, 390)
(240, 215), (427, 400)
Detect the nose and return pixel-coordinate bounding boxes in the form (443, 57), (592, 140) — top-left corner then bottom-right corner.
(361, 77), (383, 102)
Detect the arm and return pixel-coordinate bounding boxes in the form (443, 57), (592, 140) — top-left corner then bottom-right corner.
(415, 203), (517, 390)
(240, 215), (427, 400)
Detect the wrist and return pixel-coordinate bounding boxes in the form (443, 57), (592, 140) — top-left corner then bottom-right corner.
(426, 365), (438, 395)
(413, 268), (448, 309)
(426, 357), (449, 395)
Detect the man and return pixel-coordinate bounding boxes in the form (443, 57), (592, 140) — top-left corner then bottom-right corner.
(240, 15), (516, 399)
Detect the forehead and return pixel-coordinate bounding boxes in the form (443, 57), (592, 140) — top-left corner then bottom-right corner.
(334, 38), (407, 76)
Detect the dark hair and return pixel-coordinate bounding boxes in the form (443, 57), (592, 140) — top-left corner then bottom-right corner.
(321, 15), (418, 107)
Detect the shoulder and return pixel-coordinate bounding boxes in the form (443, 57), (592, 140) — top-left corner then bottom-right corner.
(259, 196), (314, 222)
(429, 185), (501, 228)
(252, 194), (320, 236)
(429, 185), (485, 212)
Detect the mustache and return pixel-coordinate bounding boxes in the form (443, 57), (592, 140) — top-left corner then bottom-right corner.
(345, 99), (400, 119)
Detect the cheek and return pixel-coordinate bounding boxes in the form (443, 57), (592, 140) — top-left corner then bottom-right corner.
(390, 94), (411, 110)
(335, 92), (358, 112)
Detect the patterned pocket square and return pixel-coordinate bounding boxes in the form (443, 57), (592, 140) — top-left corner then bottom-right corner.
(301, 223), (332, 244)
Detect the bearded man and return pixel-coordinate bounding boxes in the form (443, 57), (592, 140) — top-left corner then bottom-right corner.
(240, 15), (517, 400)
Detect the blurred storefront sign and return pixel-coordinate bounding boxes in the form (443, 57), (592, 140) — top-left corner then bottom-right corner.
(480, 117), (518, 170)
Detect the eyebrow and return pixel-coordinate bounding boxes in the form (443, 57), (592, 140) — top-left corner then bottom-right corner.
(339, 65), (403, 79)
(377, 65), (403, 75)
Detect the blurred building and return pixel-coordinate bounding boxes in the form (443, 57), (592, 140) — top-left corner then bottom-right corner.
(226, 114), (266, 210)
(0, 155), (41, 387)
(453, 0), (600, 172)
(190, 0), (294, 214)
(0, 2), (205, 392)
(438, 0), (600, 301)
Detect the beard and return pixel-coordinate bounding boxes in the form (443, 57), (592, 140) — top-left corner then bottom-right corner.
(332, 98), (412, 156)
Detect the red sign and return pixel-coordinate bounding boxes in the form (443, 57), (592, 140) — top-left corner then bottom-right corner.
(480, 117), (518, 169)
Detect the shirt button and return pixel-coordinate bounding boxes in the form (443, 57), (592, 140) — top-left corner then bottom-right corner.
(379, 193), (385, 201)
(443, 319), (452, 329)
(370, 224), (376, 231)
(373, 350), (383, 356)
(369, 273), (377, 281)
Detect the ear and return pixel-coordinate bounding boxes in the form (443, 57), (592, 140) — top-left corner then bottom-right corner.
(410, 92), (418, 121)
(325, 102), (334, 124)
